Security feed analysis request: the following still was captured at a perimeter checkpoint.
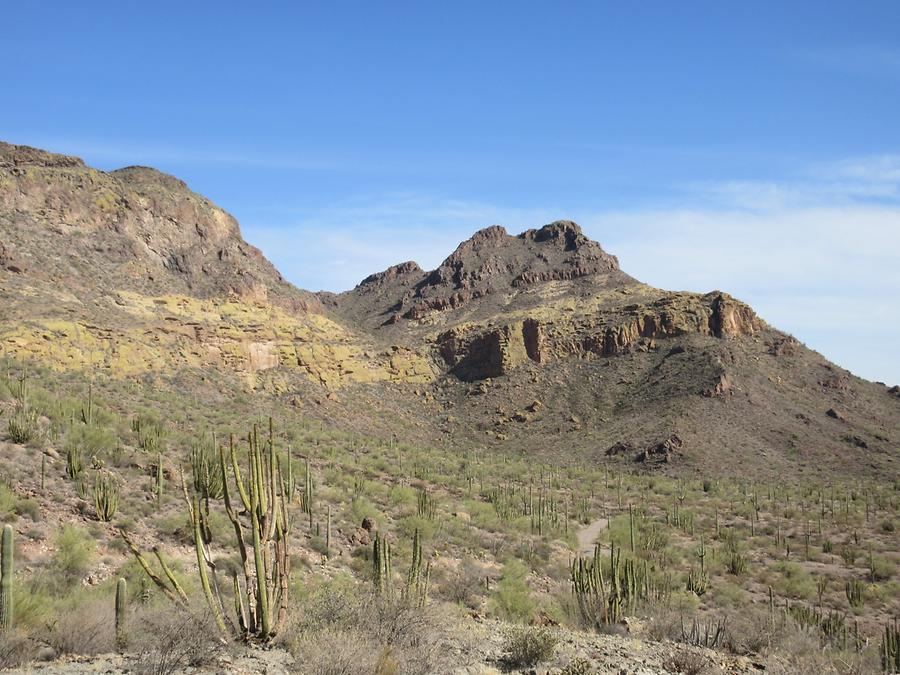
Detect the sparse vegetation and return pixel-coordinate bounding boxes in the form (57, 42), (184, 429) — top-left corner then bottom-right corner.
(0, 361), (896, 671)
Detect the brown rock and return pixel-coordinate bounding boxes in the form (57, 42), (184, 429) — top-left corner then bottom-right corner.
(826, 408), (846, 421)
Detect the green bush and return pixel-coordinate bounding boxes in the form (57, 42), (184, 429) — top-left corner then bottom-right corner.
(51, 525), (96, 589)
(490, 560), (534, 622)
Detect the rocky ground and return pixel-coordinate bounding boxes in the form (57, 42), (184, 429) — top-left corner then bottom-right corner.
(15, 617), (767, 674)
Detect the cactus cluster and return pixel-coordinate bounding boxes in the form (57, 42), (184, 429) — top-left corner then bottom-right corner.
(571, 541), (655, 627)
(123, 418), (292, 642)
(417, 486), (436, 520)
(788, 602), (858, 650)
(881, 620), (900, 674)
(686, 567), (710, 597)
(845, 578), (866, 609)
(66, 442), (84, 481)
(190, 434), (223, 500)
(403, 529), (431, 607)
(93, 470), (120, 521)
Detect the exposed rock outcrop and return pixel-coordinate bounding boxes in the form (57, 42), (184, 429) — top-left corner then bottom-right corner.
(435, 291), (760, 381)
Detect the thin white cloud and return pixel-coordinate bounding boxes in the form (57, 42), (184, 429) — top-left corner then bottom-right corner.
(797, 45), (900, 76)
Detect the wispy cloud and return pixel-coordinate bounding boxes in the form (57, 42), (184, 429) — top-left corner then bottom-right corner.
(797, 44), (900, 76)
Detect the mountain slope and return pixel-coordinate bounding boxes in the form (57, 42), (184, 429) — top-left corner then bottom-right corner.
(1, 141), (897, 480)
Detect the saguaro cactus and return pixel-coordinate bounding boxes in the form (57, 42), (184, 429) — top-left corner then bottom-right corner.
(115, 578), (127, 650)
(1, 524), (12, 630)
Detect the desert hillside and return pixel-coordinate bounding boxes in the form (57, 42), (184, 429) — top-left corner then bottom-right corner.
(0, 142), (897, 674)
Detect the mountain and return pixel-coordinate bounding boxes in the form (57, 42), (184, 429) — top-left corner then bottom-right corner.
(2, 141), (898, 480)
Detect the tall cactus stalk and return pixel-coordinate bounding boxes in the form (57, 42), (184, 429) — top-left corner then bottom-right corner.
(373, 533), (393, 595)
(0, 525), (12, 631)
(325, 505), (331, 558)
(115, 578), (127, 650)
(629, 504), (636, 553)
(301, 457), (313, 516)
(155, 451), (163, 510)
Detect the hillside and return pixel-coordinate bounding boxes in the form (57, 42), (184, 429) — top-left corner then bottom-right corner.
(3, 142), (896, 481)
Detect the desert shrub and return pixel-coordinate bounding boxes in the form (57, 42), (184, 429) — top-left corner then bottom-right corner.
(0, 484), (17, 522)
(502, 626), (557, 668)
(47, 595), (115, 656)
(560, 657), (593, 675)
(662, 649), (713, 675)
(285, 579), (461, 675)
(880, 519), (895, 533)
(0, 630), (38, 670)
(868, 553), (894, 581)
(773, 562), (815, 600)
(438, 559), (486, 609)
(489, 559), (535, 622)
(12, 581), (53, 630)
(292, 628), (381, 674)
(66, 423), (116, 461)
(724, 606), (782, 655)
(49, 524), (96, 589)
(131, 604), (224, 675)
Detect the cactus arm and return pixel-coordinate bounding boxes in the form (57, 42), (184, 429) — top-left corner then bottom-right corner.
(152, 548), (189, 604)
(229, 435), (252, 512)
(191, 495), (228, 637)
(119, 529), (186, 606)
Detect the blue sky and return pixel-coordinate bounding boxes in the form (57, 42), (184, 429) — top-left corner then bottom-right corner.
(3, 2), (899, 384)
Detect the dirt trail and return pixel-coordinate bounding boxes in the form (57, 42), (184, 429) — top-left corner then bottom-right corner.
(576, 516), (609, 557)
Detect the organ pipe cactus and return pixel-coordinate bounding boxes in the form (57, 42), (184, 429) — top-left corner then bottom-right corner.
(373, 533), (393, 595)
(404, 529), (431, 607)
(94, 470), (120, 522)
(0, 525), (12, 631)
(882, 620), (900, 673)
(191, 435), (224, 500)
(571, 541), (654, 628)
(123, 418), (292, 643)
(66, 443), (84, 481)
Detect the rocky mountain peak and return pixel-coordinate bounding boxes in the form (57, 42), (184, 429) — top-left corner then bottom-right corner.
(0, 141), (86, 169)
(331, 221), (635, 330)
(358, 261), (423, 288)
(0, 141), (320, 313)
(111, 165), (191, 192)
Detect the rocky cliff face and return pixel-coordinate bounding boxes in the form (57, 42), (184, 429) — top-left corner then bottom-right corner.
(435, 290), (761, 381)
(0, 141), (319, 312)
